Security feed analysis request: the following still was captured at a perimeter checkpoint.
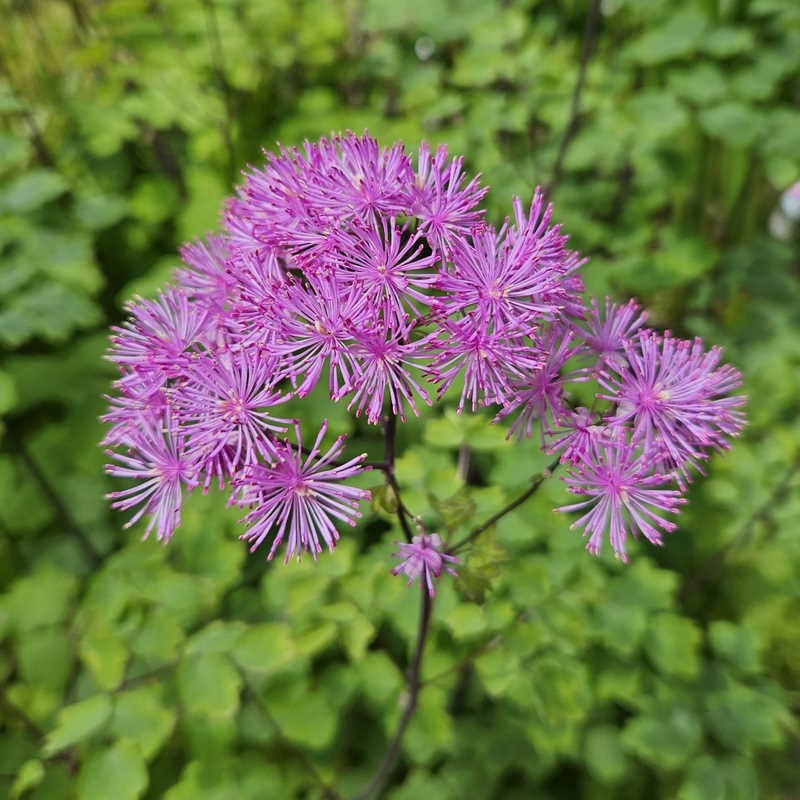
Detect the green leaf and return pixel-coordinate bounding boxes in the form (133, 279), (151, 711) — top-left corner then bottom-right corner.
(73, 192), (128, 230)
(128, 177), (179, 225)
(0, 370), (18, 415)
(229, 623), (298, 678)
(16, 627), (72, 693)
(584, 725), (630, 783)
(266, 678), (338, 750)
(0, 133), (30, 171)
(593, 602), (648, 657)
(442, 603), (487, 641)
(43, 694), (112, 756)
(0, 170), (68, 213)
(10, 759), (44, 799)
(357, 651), (403, 707)
(625, 10), (707, 65)
(112, 687), (177, 761)
(699, 103), (764, 148)
(184, 620), (247, 656)
(403, 686), (454, 763)
(708, 621), (763, 676)
(678, 756), (726, 800)
(0, 283), (102, 346)
(178, 653), (242, 718)
(79, 622), (129, 691)
(130, 610), (185, 666)
(77, 740), (148, 800)
(622, 706), (702, 769)
(644, 614), (701, 679)
(701, 27), (755, 58)
(706, 684), (790, 750)
(627, 91), (689, 141)
(2, 567), (77, 633)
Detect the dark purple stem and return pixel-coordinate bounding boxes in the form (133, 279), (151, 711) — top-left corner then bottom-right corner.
(352, 582), (433, 800)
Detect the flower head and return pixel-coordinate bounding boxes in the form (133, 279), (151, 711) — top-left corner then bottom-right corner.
(598, 330), (746, 480)
(233, 420), (371, 561)
(555, 435), (686, 562)
(105, 413), (199, 543)
(391, 533), (459, 597)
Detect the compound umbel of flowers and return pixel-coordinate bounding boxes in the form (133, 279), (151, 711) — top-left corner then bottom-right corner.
(103, 131), (745, 587)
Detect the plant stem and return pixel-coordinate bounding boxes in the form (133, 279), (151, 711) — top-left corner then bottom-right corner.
(449, 457), (560, 555)
(543, 0), (602, 197)
(6, 427), (101, 567)
(352, 582), (433, 800)
(382, 411), (415, 542)
(243, 677), (342, 800)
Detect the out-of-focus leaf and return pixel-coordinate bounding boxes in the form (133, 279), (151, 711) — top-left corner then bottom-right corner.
(0, 170), (67, 212)
(43, 694), (113, 756)
(77, 740), (148, 800)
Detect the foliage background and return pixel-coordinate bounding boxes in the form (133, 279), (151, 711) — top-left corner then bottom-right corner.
(1, 0), (799, 797)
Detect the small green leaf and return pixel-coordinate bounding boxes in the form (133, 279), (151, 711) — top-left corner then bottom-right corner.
(699, 103), (763, 148)
(185, 620), (247, 656)
(79, 622), (129, 691)
(644, 614), (701, 679)
(229, 623), (297, 677)
(267, 679), (338, 750)
(2, 567), (77, 633)
(112, 687), (177, 761)
(10, 759), (44, 799)
(43, 694), (112, 756)
(17, 626), (72, 693)
(678, 756), (726, 800)
(0, 170), (67, 213)
(77, 740), (148, 800)
(706, 684), (790, 749)
(622, 706), (702, 769)
(178, 653), (242, 717)
(708, 621), (763, 675)
(584, 725), (630, 783)
(0, 370), (18, 415)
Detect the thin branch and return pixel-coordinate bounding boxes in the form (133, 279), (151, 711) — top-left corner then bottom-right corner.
(449, 457), (561, 555)
(543, 0), (602, 197)
(201, 0), (236, 182)
(242, 676), (341, 800)
(5, 428), (101, 567)
(679, 451), (800, 602)
(382, 411), (415, 542)
(352, 583), (433, 800)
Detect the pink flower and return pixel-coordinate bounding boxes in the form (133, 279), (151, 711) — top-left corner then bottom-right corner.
(105, 413), (199, 543)
(233, 421), (370, 561)
(555, 436), (686, 562)
(391, 533), (459, 597)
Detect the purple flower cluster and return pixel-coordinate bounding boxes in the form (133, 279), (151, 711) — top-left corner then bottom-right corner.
(103, 131), (745, 571)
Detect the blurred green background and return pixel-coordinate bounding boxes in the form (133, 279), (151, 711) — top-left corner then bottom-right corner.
(1, 0), (799, 798)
